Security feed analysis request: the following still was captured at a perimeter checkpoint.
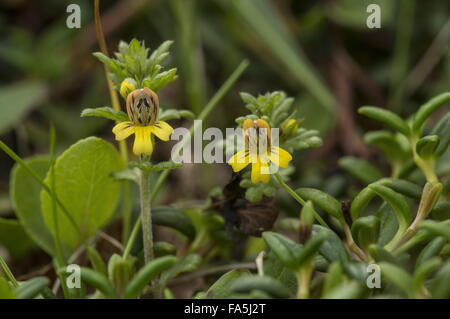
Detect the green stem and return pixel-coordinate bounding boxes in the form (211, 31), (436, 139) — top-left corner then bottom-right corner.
(122, 60), (249, 258)
(274, 173), (329, 228)
(139, 168), (153, 264)
(296, 265), (312, 299)
(0, 255), (19, 288)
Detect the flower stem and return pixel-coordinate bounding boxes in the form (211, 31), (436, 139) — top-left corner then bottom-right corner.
(0, 255), (18, 288)
(140, 168), (154, 264)
(274, 173), (329, 228)
(296, 265), (313, 299)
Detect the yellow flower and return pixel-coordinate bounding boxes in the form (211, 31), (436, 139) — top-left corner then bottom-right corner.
(112, 88), (173, 155)
(228, 119), (292, 183)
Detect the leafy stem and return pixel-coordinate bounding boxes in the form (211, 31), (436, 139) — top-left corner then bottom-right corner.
(274, 173), (329, 228)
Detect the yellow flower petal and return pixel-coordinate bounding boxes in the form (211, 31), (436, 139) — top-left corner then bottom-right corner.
(151, 121), (173, 141)
(269, 146), (292, 168)
(228, 149), (250, 172)
(112, 122), (135, 141)
(133, 126), (153, 155)
(251, 160), (270, 184)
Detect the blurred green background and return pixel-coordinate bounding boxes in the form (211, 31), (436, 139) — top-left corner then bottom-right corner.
(1, 0), (450, 229)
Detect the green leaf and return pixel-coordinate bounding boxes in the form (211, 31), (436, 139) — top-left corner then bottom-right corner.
(430, 112), (450, 156)
(158, 108), (194, 121)
(77, 267), (116, 298)
(379, 262), (413, 297)
(339, 157), (383, 184)
(368, 184), (411, 248)
(155, 242), (177, 257)
(159, 254), (201, 288)
(376, 204), (398, 246)
(412, 92), (450, 133)
(358, 106), (410, 136)
(152, 207), (196, 239)
(413, 257), (441, 294)
(297, 231), (328, 266)
(87, 246), (107, 276)
(350, 187), (376, 221)
(0, 81), (46, 134)
(129, 161), (182, 172)
(206, 269), (251, 299)
(418, 220), (450, 241)
(230, 275), (291, 298)
(262, 232), (301, 269)
(351, 216), (379, 249)
(313, 225), (349, 263)
(10, 156), (54, 254)
(389, 179), (422, 200)
(295, 188), (343, 220)
(124, 256), (178, 299)
(16, 277), (49, 299)
(322, 281), (363, 299)
(41, 137), (121, 248)
(0, 218), (35, 259)
(81, 107), (129, 122)
(416, 135), (439, 158)
(429, 260), (450, 298)
(368, 244), (400, 265)
(363, 131), (409, 163)
(263, 250), (298, 295)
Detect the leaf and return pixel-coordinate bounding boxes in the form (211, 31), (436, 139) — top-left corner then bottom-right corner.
(124, 256), (178, 299)
(10, 155), (54, 254)
(339, 157), (383, 184)
(41, 137), (121, 248)
(152, 207), (196, 239)
(358, 106), (410, 136)
(76, 267), (116, 298)
(0, 81), (46, 134)
(412, 92), (450, 133)
(262, 232), (301, 270)
(87, 246), (107, 276)
(312, 225), (349, 263)
(363, 131), (409, 163)
(206, 269), (251, 299)
(351, 216), (379, 249)
(263, 250), (297, 295)
(155, 242), (177, 257)
(376, 204), (398, 246)
(295, 188), (343, 220)
(418, 220), (450, 241)
(429, 260), (450, 298)
(322, 281), (363, 299)
(16, 277), (49, 299)
(81, 107), (129, 122)
(430, 112), (450, 156)
(389, 179), (422, 200)
(416, 135), (439, 158)
(129, 161), (182, 172)
(297, 231), (328, 266)
(158, 108), (194, 121)
(159, 254), (201, 288)
(368, 184), (411, 247)
(379, 262), (413, 297)
(230, 275), (291, 298)
(0, 218), (35, 259)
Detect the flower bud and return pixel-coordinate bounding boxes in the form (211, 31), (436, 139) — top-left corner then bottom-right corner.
(126, 88), (159, 125)
(281, 119), (299, 137)
(120, 78), (137, 99)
